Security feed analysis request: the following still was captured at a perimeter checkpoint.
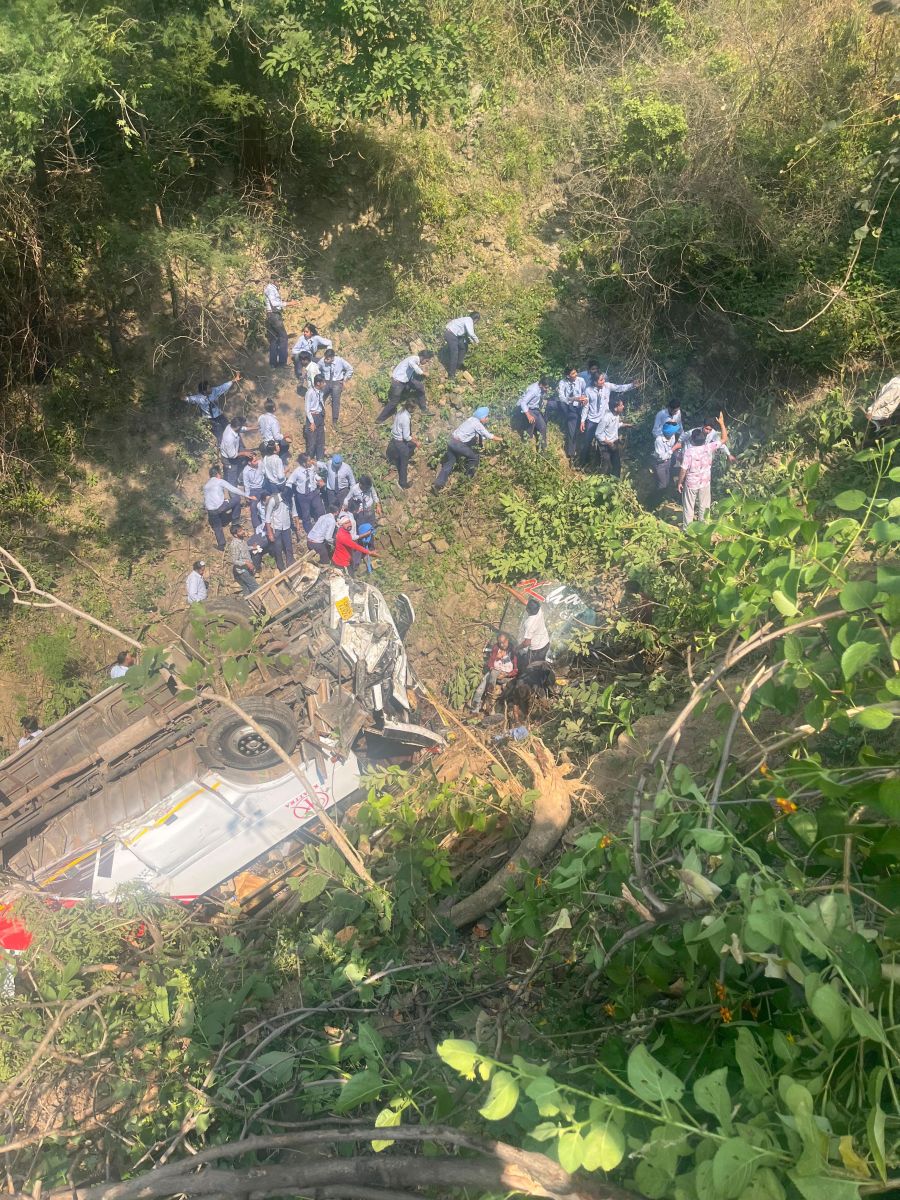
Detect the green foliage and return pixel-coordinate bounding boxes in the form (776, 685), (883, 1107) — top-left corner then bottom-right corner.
(24, 624), (90, 722)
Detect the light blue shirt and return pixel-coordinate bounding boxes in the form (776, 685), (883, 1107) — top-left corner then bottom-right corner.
(321, 355), (354, 381)
(517, 382), (545, 413)
(185, 380), (232, 419)
(292, 333), (332, 357)
(652, 406), (682, 437)
(558, 377), (586, 406)
(446, 316), (479, 343)
(287, 464), (323, 494)
(391, 410), (412, 440)
(186, 571), (208, 603)
(452, 417), (494, 443)
(305, 386), (325, 419)
(258, 412), (283, 443)
(593, 411), (622, 444)
(326, 463), (355, 491)
(242, 461), (265, 492)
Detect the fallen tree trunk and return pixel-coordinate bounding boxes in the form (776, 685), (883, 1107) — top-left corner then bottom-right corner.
(448, 740), (580, 929)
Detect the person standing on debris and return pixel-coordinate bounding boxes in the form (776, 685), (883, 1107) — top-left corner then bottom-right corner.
(203, 466), (248, 550)
(110, 650), (136, 679)
(18, 716), (44, 749)
(557, 367), (587, 462)
(304, 376), (327, 459)
(470, 631), (518, 712)
(228, 525), (259, 595)
(377, 351), (435, 422)
(652, 421), (682, 491)
(345, 474), (383, 527)
(386, 400), (417, 489)
(219, 416), (251, 485)
(307, 510), (337, 563)
(652, 400), (683, 439)
(288, 452), (325, 532)
(332, 512), (376, 574)
(444, 312), (480, 381)
(263, 277), (290, 368)
(291, 323), (332, 372)
(593, 397), (634, 477)
(518, 598), (550, 669)
(432, 406), (501, 492)
(184, 375), (239, 438)
(678, 411), (735, 527)
(319, 348), (354, 427)
(265, 490), (295, 570)
(325, 454), (355, 512)
(516, 377), (554, 449)
(186, 560), (208, 605)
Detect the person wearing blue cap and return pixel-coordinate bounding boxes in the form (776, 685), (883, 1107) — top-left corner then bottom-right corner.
(432, 407), (502, 492)
(652, 420), (682, 490)
(325, 454), (356, 512)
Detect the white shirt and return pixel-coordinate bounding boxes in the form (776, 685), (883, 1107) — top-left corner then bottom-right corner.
(292, 333), (332, 357)
(263, 283), (284, 312)
(866, 376), (900, 425)
(263, 453), (286, 485)
(18, 730), (43, 749)
(242, 461), (265, 492)
(186, 571), (208, 603)
(346, 482), (379, 510)
(446, 316), (479, 343)
(185, 380), (232, 419)
(258, 411), (283, 444)
(582, 387), (606, 423)
(326, 462), (355, 491)
(653, 432), (679, 462)
(519, 610), (550, 651)
(288, 464), (323, 494)
(305, 386), (325, 419)
(296, 360), (322, 389)
(203, 477), (247, 511)
(594, 410), (622, 444)
(452, 416), (494, 443)
(265, 494), (292, 531)
(653, 407), (682, 437)
(391, 410), (412, 440)
(558, 376), (586, 405)
(308, 513), (337, 543)
(219, 425), (243, 458)
(320, 355), (354, 381)
(252, 498), (268, 537)
(392, 354), (425, 383)
(110, 664), (129, 679)
(517, 382), (545, 413)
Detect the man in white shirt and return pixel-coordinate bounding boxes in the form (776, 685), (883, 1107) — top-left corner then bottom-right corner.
(515, 377), (554, 449)
(265, 491), (295, 571)
(378, 351), (435, 422)
(593, 397), (634, 477)
(557, 367), (587, 461)
(262, 444), (287, 494)
(294, 351), (322, 390)
(110, 650), (136, 679)
(307, 511), (337, 563)
(444, 312), (480, 380)
(263, 277), (290, 368)
(345, 474), (382, 526)
(256, 399), (291, 459)
(288, 453), (326, 532)
(319, 348), (354, 427)
(518, 598), (550, 669)
(304, 378), (327, 459)
(203, 466), (249, 549)
(17, 716), (43, 749)
(432, 406), (502, 492)
(652, 421), (682, 491)
(580, 374), (638, 465)
(325, 454), (355, 512)
(652, 401), (683, 439)
(386, 401), (417, 488)
(219, 417), (250, 485)
(186, 560), (208, 604)
(242, 452), (266, 504)
(184, 375), (239, 437)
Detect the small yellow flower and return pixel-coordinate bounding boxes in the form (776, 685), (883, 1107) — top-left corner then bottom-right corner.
(719, 1006), (733, 1024)
(714, 981), (727, 1002)
(759, 764), (770, 776)
(598, 835), (612, 850)
(603, 1003), (616, 1017)
(535, 875), (544, 888)
(774, 797), (798, 815)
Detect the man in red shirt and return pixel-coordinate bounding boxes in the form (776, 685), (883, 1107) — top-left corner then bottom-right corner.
(331, 513), (377, 574)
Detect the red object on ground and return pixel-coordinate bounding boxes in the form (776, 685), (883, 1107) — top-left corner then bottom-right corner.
(0, 915), (33, 951)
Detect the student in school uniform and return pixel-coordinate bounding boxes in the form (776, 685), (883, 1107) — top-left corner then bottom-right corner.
(241, 452), (266, 506)
(515, 378), (554, 449)
(344, 474), (383, 527)
(263, 278), (290, 368)
(319, 348), (354, 426)
(261, 441), (288, 495)
(377, 351), (435, 422)
(264, 490), (295, 571)
(304, 377), (327, 459)
(444, 312), (480, 380)
(306, 511), (337, 563)
(593, 397), (634, 478)
(386, 400), (416, 489)
(184, 375), (240, 437)
(287, 453), (326, 532)
(203, 466), (248, 550)
(219, 416), (250, 485)
(256, 399), (291, 460)
(294, 350), (322, 389)
(556, 368), (587, 462)
(432, 407), (502, 492)
(325, 455), (356, 512)
(291, 323), (332, 373)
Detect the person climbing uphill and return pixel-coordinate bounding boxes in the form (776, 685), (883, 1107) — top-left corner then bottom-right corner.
(432, 406), (502, 492)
